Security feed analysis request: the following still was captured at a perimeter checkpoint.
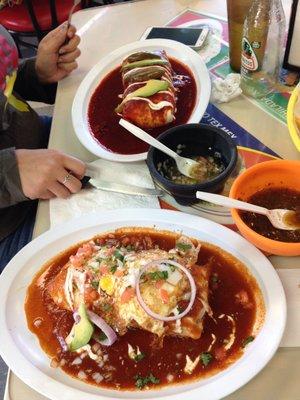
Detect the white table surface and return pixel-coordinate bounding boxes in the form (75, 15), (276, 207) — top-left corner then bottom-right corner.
(5, 0), (300, 399)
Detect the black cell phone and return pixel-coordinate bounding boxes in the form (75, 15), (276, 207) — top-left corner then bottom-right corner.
(141, 27), (209, 49)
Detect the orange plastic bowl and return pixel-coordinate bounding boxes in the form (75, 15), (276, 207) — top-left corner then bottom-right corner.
(229, 160), (300, 256)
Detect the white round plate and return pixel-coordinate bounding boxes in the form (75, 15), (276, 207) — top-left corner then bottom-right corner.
(72, 39), (211, 162)
(0, 209), (286, 400)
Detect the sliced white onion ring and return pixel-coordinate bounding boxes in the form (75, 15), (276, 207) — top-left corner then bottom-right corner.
(87, 310), (117, 346)
(135, 259), (196, 322)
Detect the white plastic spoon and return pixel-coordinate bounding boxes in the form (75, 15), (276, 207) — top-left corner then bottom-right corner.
(119, 118), (200, 179)
(196, 191), (300, 231)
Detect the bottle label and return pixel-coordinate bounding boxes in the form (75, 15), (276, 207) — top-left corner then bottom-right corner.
(241, 37), (258, 72)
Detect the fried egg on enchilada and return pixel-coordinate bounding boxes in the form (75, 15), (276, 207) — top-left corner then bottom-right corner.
(47, 234), (209, 339)
(25, 228), (264, 391)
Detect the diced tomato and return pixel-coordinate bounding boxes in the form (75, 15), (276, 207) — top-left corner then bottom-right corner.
(155, 280), (164, 289)
(76, 242), (93, 257)
(214, 347), (227, 361)
(115, 269), (124, 277)
(85, 287), (99, 303)
(105, 247), (115, 256)
(160, 288), (169, 304)
(99, 265), (109, 275)
(121, 287), (135, 303)
(121, 237), (130, 246)
(69, 255), (84, 268)
(235, 290), (253, 309)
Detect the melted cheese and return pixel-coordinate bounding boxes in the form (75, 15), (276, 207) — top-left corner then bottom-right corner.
(207, 333), (217, 352)
(64, 267), (74, 310)
(218, 314), (236, 350)
(184, 355), (200, 374)
(76, 344), (98, 360)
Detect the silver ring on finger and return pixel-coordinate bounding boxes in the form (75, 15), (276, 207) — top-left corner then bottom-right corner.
(62, 173), (72, 185)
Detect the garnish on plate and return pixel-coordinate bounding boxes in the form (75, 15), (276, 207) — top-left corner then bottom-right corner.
(134, 373), (160, 389)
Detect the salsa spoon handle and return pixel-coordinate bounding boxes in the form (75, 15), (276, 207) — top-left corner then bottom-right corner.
(196, 191), (268, 215)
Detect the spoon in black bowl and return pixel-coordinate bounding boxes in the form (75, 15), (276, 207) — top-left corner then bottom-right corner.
(196, 191), (300, 231)
(119, 118), (201, 179)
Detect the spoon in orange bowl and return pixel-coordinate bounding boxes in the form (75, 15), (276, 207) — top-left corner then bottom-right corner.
(119, 118), (201, 179)
(196, 191), (300, 231)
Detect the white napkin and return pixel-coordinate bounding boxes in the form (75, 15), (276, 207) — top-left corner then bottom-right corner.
(211, 73), (242, 103)
(50, 158), (160, 227)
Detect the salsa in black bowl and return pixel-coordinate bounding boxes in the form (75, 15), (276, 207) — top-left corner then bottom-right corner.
(147, 123), (238, 206)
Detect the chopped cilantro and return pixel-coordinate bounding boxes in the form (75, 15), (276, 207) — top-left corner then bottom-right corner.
(242, 336), (255, 348)
(113, 249), (124, 261)
(148, 270), (168, 281)
(135, 376), (145, 390)
(167, 263), (176, 272)
(176, 242), (192, 251)
(96, 257), (103, 263)
(126, 245), (134, 251)
(134, 352), (145, 362)
(110, 265), (117, 274)
(102, 303), (112, 312)
(177, 305), (185, 314)
(91, 280), (99, 289)
(98, 331), (108, 341)
(134, 373), (159, 389)
(148, 373), (160, 384)
(200, 352), (213, 367)
(212, 273), (220, 284)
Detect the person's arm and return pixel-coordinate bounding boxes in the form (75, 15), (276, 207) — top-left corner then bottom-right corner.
(0, 146), (87, 208)
(0, 148), (28, 208)
(14, 23), (80, 104)
(14, 58), (57, 104)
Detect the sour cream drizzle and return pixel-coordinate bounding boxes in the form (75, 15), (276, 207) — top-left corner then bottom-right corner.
(123, 97), (174, 110)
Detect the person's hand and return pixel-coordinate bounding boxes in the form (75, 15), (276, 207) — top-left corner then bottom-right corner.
(15, 149), (86, 200)
(35, 23), (81, 84)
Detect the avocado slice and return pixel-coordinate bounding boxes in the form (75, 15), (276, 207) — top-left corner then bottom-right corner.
(66, 303), (94, 352)
(125, 51), (163, 63)
(122, 59), (169, 72)
(128, 79), (169, 97)
(115, 80), (169, 113)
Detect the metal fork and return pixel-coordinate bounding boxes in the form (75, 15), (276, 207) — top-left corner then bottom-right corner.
(67, 0), (81, 27)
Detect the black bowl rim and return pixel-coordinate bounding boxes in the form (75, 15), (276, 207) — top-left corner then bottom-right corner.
(147, 123), (238, 190)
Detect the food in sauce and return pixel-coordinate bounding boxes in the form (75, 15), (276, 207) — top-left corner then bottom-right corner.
(294, 89), (300, 133)
(240, 187), (300, 242)
(88, 54), (196, 155)
(158, 147), (225, 185)
(116, 50), (177, 129)
(283, 207), (300, 229)
(25, 228), (264, 391)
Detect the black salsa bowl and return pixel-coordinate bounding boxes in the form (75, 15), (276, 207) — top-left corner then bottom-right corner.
(147, 123), (238, 206)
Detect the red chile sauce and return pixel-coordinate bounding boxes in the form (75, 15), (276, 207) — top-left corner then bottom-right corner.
(240, 187), (300, 243)
(88, 59), (197, 154)
(25, 230), (263, 391)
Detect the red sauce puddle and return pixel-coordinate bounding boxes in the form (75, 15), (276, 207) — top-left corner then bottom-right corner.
(88, 58), (197, 155)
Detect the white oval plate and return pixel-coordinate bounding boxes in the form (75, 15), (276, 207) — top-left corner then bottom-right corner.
(0, 209), (285, 400)
(72, 39), (211, 162)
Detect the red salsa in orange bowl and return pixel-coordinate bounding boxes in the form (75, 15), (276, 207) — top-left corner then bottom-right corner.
(230, 160), (300, 256)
